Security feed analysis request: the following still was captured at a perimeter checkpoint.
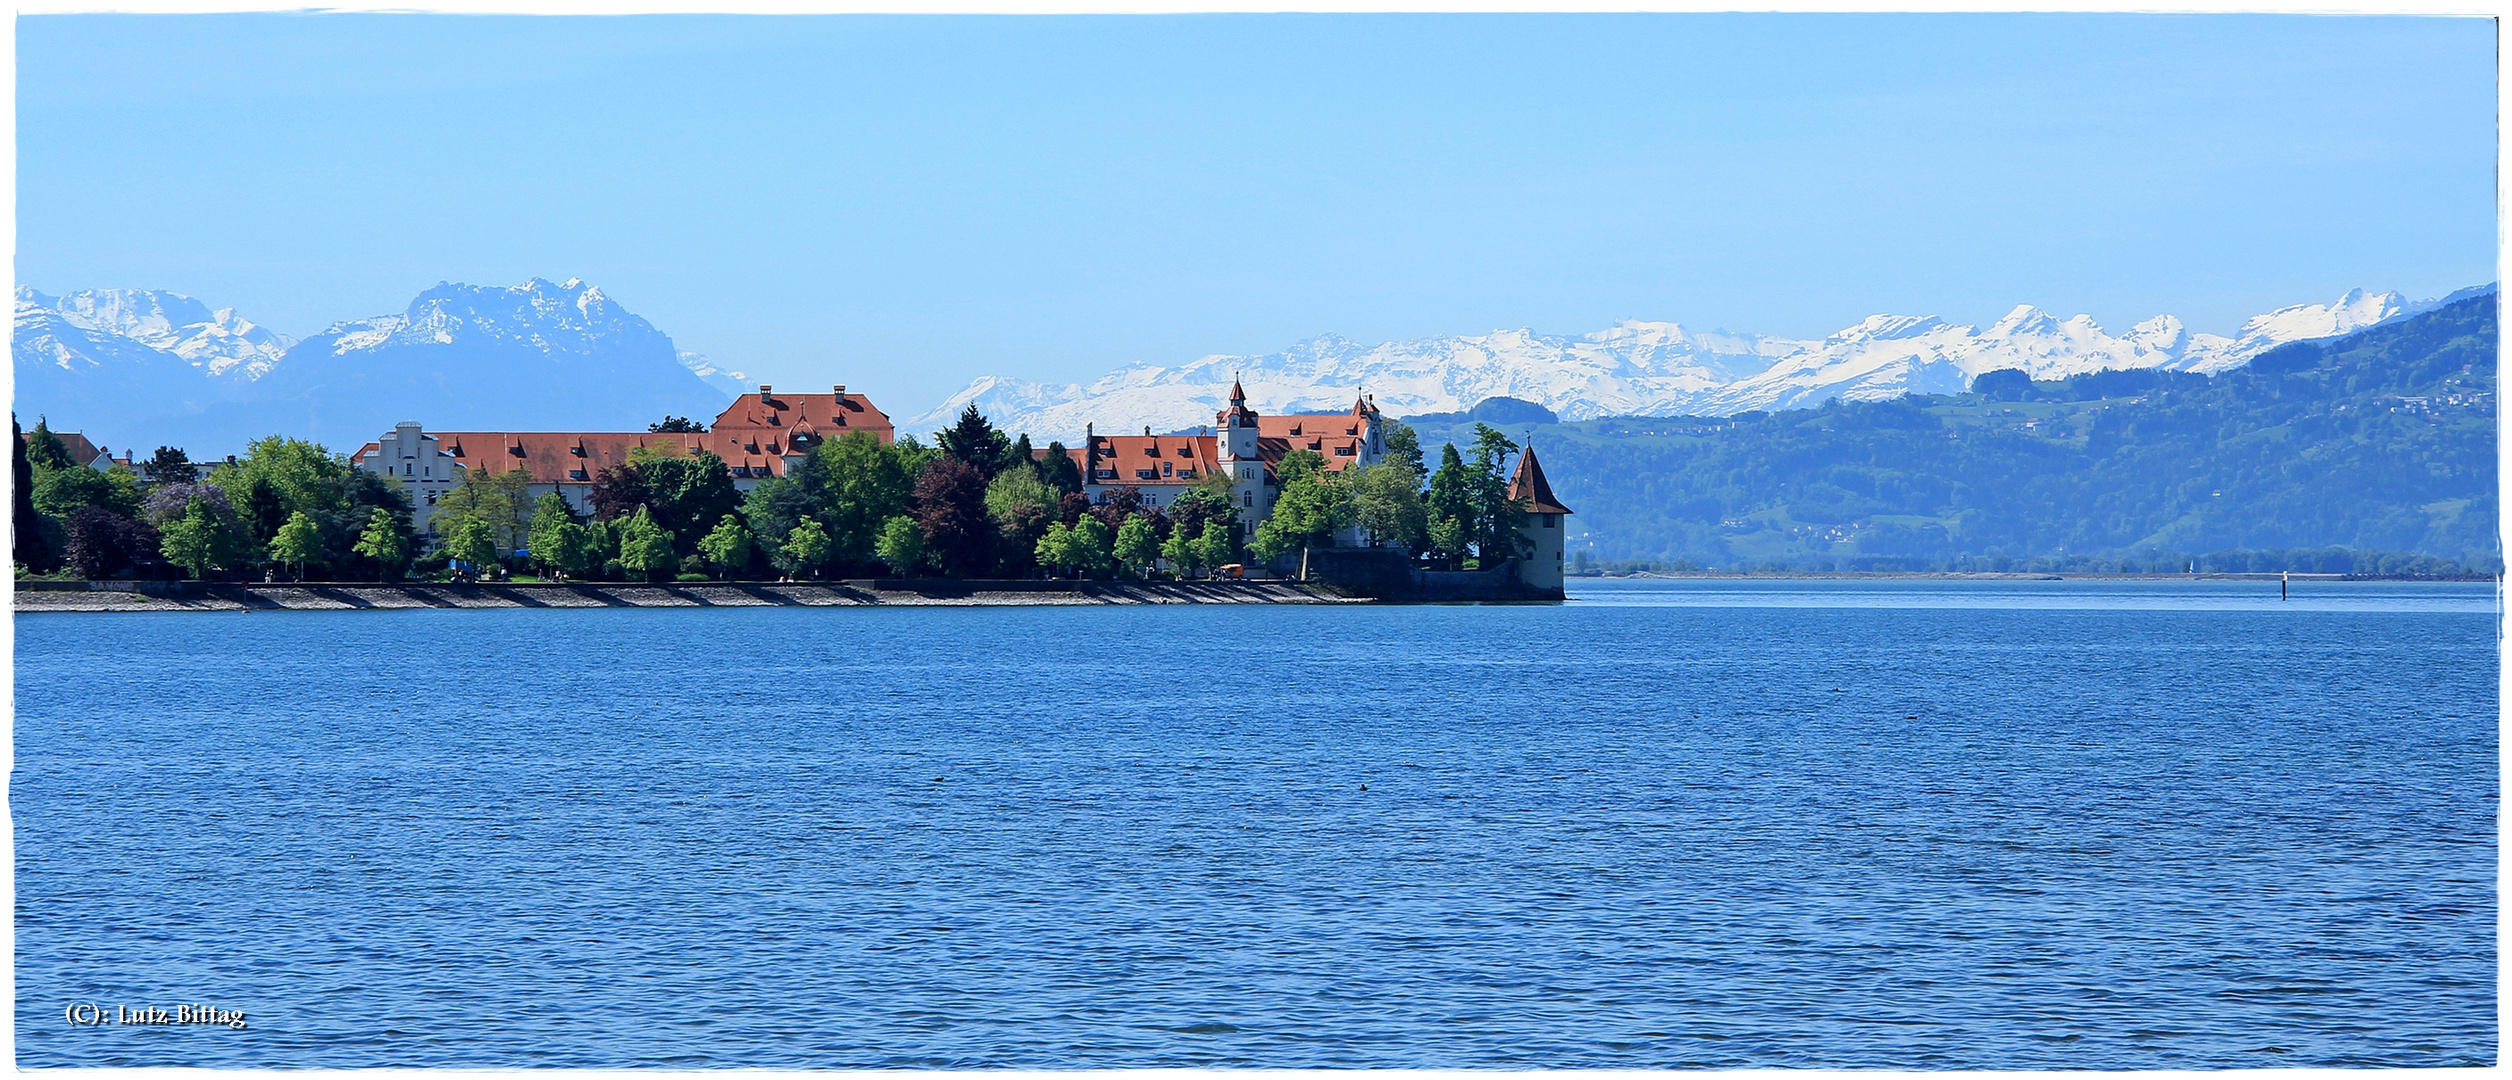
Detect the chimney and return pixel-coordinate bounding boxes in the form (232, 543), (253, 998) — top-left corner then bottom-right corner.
(758, 384), (773, 396)
(833, 384), (848, 406)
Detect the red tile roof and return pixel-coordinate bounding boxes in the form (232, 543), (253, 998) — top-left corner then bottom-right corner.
(346, 386), (894, 484)
(1508, 442), (1573, 515)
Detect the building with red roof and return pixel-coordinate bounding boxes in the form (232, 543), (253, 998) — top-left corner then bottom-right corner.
(351, 384), (893, 538)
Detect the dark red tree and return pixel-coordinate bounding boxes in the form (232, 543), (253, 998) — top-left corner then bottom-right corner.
(913, 457), (995, 577)
(588, 464), (653, 522)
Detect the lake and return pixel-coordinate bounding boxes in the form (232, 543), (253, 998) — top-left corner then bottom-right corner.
(13, 578), (2498, 1067)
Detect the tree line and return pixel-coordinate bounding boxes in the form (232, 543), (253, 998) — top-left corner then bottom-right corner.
(13, 398), (1552, 583)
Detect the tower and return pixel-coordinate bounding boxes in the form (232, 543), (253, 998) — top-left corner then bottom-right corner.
(1508, 440), (1574, 597)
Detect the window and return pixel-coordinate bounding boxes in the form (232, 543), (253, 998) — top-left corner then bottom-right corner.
(1334, 445), (1355, 456)
(1542, 514), (1558, 529)
(1162, 462), (1173, 477)
(404, 463), (412, 476)
(426, 492), (439, 505)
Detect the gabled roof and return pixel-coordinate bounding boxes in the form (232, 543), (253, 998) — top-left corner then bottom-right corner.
(713, 387), (894, 444)
(1076, 433), (1224, 486)
(1508, 442), (1572, 515)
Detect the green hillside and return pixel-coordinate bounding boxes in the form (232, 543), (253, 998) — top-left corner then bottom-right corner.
(1406, 292), (2499, 574)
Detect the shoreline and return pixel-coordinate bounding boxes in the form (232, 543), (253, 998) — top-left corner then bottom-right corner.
(1582, 571), (2499, 583)
(11, 578), (1368, 613)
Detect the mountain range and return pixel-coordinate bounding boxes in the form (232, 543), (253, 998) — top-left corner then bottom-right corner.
(14, 276), (2490, 458)
(13, 278), (741, 455)
(913, 287), (2492, 439)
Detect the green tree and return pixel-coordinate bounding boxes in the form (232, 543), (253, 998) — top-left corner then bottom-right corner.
(1067, 514), (1114, 576)
(616, 506), (678, 581)
(1034, 521), (1074, 575)
(1193, 518), (1237, 571)
(209, 435), (352, 522)
(1428, 515), (1469, 569)
(1161, 521), (1200, 577)
(695, 514), (752, 579)
(1381, 418), (1426, 483)
(985, 466), (1059, 576)
(445, 518), (499, 577)
(936, 404), (1013, 477)
(158, 496), (224, 580)
(12, 415), (62, 572)
(433, 466), (533, 553)
(1036, 440), (1084, 495)
(1347, 461), (1429, 551)
(778, 517), (833, 579)
(1466, 425), (1525, 562)
(1249, 450), (1351, 571)
(146, 446), (198, 485)
(819, 431), (917, 569)
(350, 507), (411, 580)
(269, 510), (323, 579)
(1115, 514), (1161, 577)
(24, 418), (74, 470)
(526, 493), (580, 577)
(32, 464), (140, 520)
(636, 451), (740, 553)
(875, 514), (924, 576)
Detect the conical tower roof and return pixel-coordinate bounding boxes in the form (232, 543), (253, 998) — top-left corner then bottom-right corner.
(1508, 442), (1572, 515)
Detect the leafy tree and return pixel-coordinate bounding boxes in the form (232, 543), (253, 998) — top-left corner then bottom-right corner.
(147, 445), (199, 485)
(1348, 461), (1429, 550)
(818, 431), (917, 570)
(1426, 442), (1473, 564)
(351, 507), (412, 580)
(270, 510), (323, 579)
(210, 436), (351, 523)
(1428, 515), (1469, 570)
(913, 457), (995, 577)
(445, 518), (499, 576)
(1088, 485), (1149, 531)
(1166, 480), (1240, 550)
(32, 464), (140, 520)
(159, 496), (234, 580)
(434, 467), (533, 553)
(12, 415), (61, 572)
(1034, 521), (1074, 575)
(526, 493), (580, 576)
(1381, 418), (1426, 483)
(231, 472), (288, 544)
(1250, 450), (1351, 568)
(1160, 520), (1201, 577)
(589, 464), (653, 522)
(875, 514), (924, 576)
(778, 517), (832, 579)
(1466, 425), (1524, 562)
(1066, 514), (1114, 576)
(1115, 513), (1162, 577)
(695, 514), (752, 579)
(650, 416), (706, 433)
(24, 418), (74, 470)
(1194, 519), (1237, 571)
(64, 507), (157, 580)
(936, 404), (1013, 477)
(984, 466), (1058, 577)
(636, 451), (740, 552)
(616, 507), (678, 581)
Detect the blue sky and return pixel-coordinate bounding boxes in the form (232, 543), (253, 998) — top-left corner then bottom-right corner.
(16, 13), (2498, 416)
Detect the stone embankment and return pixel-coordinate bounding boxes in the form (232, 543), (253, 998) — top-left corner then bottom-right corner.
(13, 578), (1357, 613)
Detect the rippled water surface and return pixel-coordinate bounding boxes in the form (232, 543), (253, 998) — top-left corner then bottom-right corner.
(14, 579), (2499, 1067)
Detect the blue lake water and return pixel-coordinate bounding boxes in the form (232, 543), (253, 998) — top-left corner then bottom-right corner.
(13, 578), (2499, 1068)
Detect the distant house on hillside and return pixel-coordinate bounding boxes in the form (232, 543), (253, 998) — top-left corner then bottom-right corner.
(352, 384), (893, 537)
(1048, 380), (1389, 543)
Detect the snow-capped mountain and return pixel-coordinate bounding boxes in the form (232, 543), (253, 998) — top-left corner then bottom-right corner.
(14, 278), (734, 454)
(16, 286), (296, 380)
(915, 288), (2457, 440)
(677, 350), (755, 398)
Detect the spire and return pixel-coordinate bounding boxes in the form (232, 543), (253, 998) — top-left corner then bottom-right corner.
(1507, 441), (1573, 515)
(1230, 374), (1247, 404)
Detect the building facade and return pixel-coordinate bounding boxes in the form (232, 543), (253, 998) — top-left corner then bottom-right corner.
(351, 385), (893, 539)
(1058, 381), (1389, 544)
